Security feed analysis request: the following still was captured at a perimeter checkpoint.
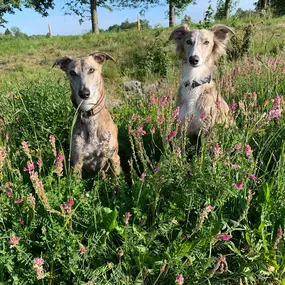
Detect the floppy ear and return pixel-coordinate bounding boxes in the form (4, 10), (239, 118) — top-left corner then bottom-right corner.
(52, 56), (72, 72)
(211, 25), (235, 60)
(169, 24), (189, 41)
(90, 52), (116, 64)
(211, 24), (235, 43)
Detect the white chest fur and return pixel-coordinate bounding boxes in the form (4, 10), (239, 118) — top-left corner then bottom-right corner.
(179, 84), (202, 121)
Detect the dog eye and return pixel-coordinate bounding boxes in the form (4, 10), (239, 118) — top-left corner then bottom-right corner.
(69, 70), (77, 76)
(89, 68), (95, 74)
(204, 41), (210, 45)
(186, 40), (192, 45)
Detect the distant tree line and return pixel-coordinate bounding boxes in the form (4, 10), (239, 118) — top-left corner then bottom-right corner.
(107, 19), (151, 32)
(3, 27), (28, 38)
(215, 0), (284, 20)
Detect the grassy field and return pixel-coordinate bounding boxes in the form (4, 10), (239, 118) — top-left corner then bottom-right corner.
(0, 16), (285, 284)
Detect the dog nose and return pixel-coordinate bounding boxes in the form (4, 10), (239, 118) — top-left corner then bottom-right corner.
(189, 55), (200, 66)
(79, 88), (90, 99)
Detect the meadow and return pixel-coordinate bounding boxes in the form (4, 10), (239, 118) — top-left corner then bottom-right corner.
(0, 16), (285, 284)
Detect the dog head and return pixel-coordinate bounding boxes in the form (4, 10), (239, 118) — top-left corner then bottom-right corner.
(169, 24), (234, 67)
(53, 52), (115, 112)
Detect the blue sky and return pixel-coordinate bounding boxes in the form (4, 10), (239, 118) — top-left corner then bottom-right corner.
(0, 0), (255, 36)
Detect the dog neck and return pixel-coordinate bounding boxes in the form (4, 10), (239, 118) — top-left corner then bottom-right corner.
(80, 91), (106, 118)
(181, 60), (214, 85)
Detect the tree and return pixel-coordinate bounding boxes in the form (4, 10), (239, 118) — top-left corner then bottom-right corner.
(255, 0), (285, 16)
(167, 0), (195, 27)
(4, 28), (12, 35)
(64, 0), (113, 34)
(0, 0), (54, 27)
(215, 0), (239, 20)
(113, 0), (195, 27)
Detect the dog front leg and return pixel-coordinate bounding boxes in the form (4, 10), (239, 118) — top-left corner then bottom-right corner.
(70, 136), (84, 178)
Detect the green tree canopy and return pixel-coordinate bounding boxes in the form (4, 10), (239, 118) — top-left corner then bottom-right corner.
(0, 0), (54, 26)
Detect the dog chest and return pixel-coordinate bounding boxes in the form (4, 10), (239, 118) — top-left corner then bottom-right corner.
(178, 84), (202, 120)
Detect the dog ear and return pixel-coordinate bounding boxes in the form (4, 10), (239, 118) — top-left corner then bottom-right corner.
(90, 52), (116, 64)
(52, 56), (73, 71)
(211, 24), (235, 42)
(169, 24), (189, 41)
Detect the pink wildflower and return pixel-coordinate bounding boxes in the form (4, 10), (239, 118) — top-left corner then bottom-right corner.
(14, 198), (24, 204)
(172, 106), (180, 119)
(278, 227), (283, 237)
(33, 257), (45, 280)
(37, 158), (43, 169)
(244, 144), (253, 158)
(232, 164), (239, 170)
(15, 116), (19, 121)
(5, 182), (13, 197)
(160, 96), (169, 106)
(201, 113), (207, 120)
(136, 125), (146, 135)
(157, 117), (164, 124)
(215, 233), (232, 241)
(235, 144), (242, 151)
(145, 117), (151, 123)
(229, 101), (237, 112)
(9, 235), (21, 248)
(124, 212), (132, 226)
(154, 165), (160, 173)
(55, 151), (64, 176)
(250, 174), (257, 181)
(19, 218), (25, 225)
(213, 142), (221, 159)
(273, 227), (283, 249)
(150, 126), (156, 134)
(67, 197), (74, 207)
(268, 109), (281, 120)
(24, 161), (35, 173)
(167, 131), (177, 142)
(205, 205), (213, 212)
(273, 95), (281, 109)
(49, 134), (56, 157)
(62, 203), (69, 210)
(177, 147), (181, 157)
(0, 147), (5, 171)
(160, 263), (166, 273)
(61, 197), (74, 214)
(252, 92), (257, 98)
(234, 180), (244, 190)
(131, 114), (139, 120)
(21, 141), (32, 160)
(140, 172), (146, 181)
(176, 274), (184, 285)
(79, 244), (87, 254)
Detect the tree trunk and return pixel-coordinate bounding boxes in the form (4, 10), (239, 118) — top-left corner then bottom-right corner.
(91, 0), (99, 34)
(259, 0), (267, 9)
(169, 2), (175, 27)
(224, 0), (230, 19)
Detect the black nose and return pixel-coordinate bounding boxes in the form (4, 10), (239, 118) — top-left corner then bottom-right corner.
(79, 88), (90, 99)
(189, 55), (199, 66)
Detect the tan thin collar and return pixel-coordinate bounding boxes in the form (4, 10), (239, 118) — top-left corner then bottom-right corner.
(81, 91), (105, 118)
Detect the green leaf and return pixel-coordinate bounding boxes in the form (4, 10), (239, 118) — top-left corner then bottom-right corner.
(102, 208), (118, 232)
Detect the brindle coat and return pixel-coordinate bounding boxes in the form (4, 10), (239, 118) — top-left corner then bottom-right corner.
(53, 52), (120, 177)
